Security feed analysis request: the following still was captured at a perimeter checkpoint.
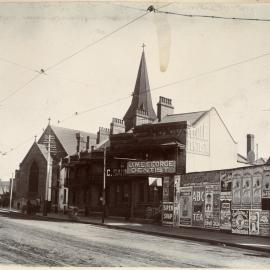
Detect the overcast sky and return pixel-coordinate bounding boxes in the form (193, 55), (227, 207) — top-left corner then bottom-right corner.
(1, 1), (270, 180)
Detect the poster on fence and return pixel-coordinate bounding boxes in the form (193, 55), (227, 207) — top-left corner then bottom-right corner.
(220, 171), (232, 193)
(173, 202), (180, 227)
(162, 202), (174, 225)
(252, 170), (262, 209)
(204, 185), (214, 228)
(232, 171), (242, 209)
(259, 211), (270, 236)
(262, 171), (270, 198)
(163, 176), (170, 202)
(241, 171), (252, 209)
(232, 210), (249, 235)
(179, 187), (193, 226)
(213, 185), (221, 229)
(220, 200), (231, 230)
(192, 186), (205, 228)
(249, 210), (260, 235)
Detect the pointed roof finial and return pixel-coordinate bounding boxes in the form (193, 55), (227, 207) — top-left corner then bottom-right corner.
(48, 117), (51, 126)
(34, 135), (37, 142)
(142, 43), (146, 52)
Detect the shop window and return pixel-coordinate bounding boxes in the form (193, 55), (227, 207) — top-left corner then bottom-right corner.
(262, 198), (270, 210)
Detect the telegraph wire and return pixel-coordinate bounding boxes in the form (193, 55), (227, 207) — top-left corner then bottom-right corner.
(155, 8), (270, 22)
(0, 57), (37, 73)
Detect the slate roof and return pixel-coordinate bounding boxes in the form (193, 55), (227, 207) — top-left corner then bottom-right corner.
(156, 111), (208, 125)
(123, 51), (157, 121)
(50, 125), (97, 156)
(36, 143), (51, 161)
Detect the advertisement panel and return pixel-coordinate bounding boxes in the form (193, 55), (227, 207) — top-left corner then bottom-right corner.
(179, 187), (192, 226)
(232, 170), (242, 209)
(213, 185), (221, 229)
(180, 172), (207, 187)
(162, 202), (174, 225)
(173, 175), (181, 227)
(262, 170), (270, 198)
(204, 185), (214, 228)
(249, 210), (260, 235)
(259, 211), (270, 236)
(220, 200), (231, 231)
(241, 170), (252, 209)
(163, 176), (170, 202)
(220, 171), (232, 193)
(192, 186), (205, 228)
(232, 210), (249, 235)
(252, 170), (262, 209)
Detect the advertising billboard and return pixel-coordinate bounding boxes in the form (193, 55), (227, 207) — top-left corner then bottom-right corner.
(232, 171), (242, 209)
(220, 200), (231, 231)
(162, 202), (174, 226)
(259, 210), (270, 236)
(252, 170), (262, 209)
(192, 186), (205, 228)
(262, 170), (270, 198)
(249, 210), (260, 235)
(204, 185), (214, 228)
(179, 187), (192, 226)
(232, 210), (249, 235)
(241, 170), (252, 209)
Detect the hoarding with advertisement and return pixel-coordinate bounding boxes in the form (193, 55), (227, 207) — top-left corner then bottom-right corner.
(220, 200), (231, 231)
(252, 169), (262, 209)
(204, 185), (214, 228)
(213, 185), (221, 229)
(241, 170), (252, 209)
(232, 171), (242, 209)
(192, 186), (205, 228)
(232, 210), (249, 235)
(262, 170), (270, 198)
(162, 202), (174, 225)
(179, 187), (192, 226)
(163, 176), (170, 202)
(249, 210), (260, 235)
(259, 211), (270, 236)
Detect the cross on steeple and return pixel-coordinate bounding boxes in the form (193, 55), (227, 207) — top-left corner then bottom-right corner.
(34, 135), (37, 142)
(48, 117), (51, 125)
(142, 43), (146, 51)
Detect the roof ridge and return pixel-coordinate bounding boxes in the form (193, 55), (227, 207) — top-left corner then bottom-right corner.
(167, 110), (208, 116)
(50, 125), (96, 136)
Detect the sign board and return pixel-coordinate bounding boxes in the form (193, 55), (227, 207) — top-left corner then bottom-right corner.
(249, 210), (260, 235)
(127, 160), (176, 175)
(262, 171), (270, 198)
(252, 171), (262, 209)
(162, 202), (174, 225)
(232, 171), (242, 209)
(220, 200), (231, 231)
(259, 211), (270, 236)
(163, 176), (170, 202)
(232, 210), (249, 235)
(148, 177), (162, 187)
(192, 186), (205, 228)
(179, 187), (193, 226)
(241, 171), (252, 209)
(204, 185), (214, 228)
(213, 185), (221, 229)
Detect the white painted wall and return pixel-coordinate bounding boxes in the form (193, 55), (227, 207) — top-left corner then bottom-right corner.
(186, 108), (240, 173)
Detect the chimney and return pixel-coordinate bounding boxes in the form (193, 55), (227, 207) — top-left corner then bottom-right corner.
(76, 132), (83, 153)
(110, 118), (125, 135)
(247, 134), (255, 164)
(157, 96), (174, 122)
(96, 127), (110, 144)
(86, 136), (90, 151)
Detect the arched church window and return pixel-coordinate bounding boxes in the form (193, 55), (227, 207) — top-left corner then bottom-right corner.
(29, 161), (39, 192)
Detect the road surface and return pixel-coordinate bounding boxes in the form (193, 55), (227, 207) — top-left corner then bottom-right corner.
(0, 215), (269, 267)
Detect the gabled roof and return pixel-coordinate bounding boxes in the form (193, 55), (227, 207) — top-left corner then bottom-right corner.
(157, 111), (207, 125)
(36, 143), (51, 161)
(237, 153), (248, 164)
(50, 125), (97, 156)
(123, 51), (157, 121)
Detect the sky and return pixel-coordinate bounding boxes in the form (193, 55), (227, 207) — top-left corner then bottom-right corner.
(1, 1), (270, 180)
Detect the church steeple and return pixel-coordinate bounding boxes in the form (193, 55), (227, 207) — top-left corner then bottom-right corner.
(123, 46), (157, 131)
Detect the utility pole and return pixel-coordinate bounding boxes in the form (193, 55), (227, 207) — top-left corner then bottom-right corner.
(102, 146), (106, 223)
(9, 173), (14, 214)
(43, 121), (52, 216)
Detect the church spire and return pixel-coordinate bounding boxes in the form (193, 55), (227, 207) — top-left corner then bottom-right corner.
(123, 46), (157, 131)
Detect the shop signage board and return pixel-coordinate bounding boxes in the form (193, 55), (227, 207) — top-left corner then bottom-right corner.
(232, 210), (249, 235)
(180, 172), (207, 187)
(252, 169), (263, 209)
(259, 211), (270, 236)
(162, 202), (174, 225)
(232, 170), (242, 209)
(192, 186), (205, 228)
(179, 187), (193, 226)
(126, 160), (176, 175)
(249, 210), (260, 235)
(241, 170), (252, 209)
(262, 170), (270, 198)
(220, 200), (231, 231)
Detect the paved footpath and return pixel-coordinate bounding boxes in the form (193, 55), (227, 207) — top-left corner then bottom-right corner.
(1, 208), (270, 254)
